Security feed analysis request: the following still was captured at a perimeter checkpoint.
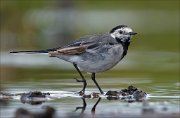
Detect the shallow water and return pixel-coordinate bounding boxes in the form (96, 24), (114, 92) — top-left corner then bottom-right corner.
(1, 77), (179, 118)
(1, 51), (180, 117)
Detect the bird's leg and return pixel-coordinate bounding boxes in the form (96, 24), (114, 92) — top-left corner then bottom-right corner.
(91, 73), (104, 94)
(73, 63), (87, 94)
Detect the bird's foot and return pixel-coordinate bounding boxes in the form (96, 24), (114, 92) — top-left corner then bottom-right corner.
(76, 90), (85, 96)
(74, 90), (84, 96)
(74, 78), (87, 96)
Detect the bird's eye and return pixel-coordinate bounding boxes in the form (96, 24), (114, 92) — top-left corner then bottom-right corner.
(119, 31), (123, 34)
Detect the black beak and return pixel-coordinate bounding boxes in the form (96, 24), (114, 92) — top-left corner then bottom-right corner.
(129, 32), (137, 35)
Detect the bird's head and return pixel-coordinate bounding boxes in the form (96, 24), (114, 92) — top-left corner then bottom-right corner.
(110, 25), (137, 43)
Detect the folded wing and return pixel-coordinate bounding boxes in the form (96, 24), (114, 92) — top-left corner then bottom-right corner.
(49, 42), (101, 56)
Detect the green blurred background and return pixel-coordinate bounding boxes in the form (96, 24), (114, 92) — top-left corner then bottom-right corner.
(0, 0), (179, 89)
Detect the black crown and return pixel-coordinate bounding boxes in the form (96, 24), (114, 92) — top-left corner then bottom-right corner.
(110, 25), (128, 33)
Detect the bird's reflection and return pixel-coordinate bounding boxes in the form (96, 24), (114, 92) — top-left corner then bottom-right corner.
(74, 97), (101, 115)
(91, 97), (101, 115)
(74, 98), (87, 114)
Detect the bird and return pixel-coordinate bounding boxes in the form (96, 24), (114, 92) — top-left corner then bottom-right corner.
(10, 25), (137, 95)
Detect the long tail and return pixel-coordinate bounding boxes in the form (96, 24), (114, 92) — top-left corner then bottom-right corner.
(10, 48), (57, 54)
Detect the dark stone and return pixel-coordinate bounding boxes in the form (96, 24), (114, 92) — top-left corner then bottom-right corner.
(105, 91), (119, 96)
(26, 91), (49, 97)
(128, 85), (137, 92)
(20, 91), (50, 105)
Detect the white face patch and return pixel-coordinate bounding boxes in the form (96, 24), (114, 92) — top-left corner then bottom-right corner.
(123, 27), (133, 33)
(110, 31), (117, 39)
(110, 27), (133, 40)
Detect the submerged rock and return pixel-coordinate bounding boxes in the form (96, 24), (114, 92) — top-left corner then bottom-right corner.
(20, 91), (50, 105)
(106, 85), (147, 102)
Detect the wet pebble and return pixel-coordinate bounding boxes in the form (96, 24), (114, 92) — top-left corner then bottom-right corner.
(91, 92), (100, 98)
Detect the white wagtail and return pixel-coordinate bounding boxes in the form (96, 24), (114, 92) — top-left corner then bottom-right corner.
(10, 25), (137, 94)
